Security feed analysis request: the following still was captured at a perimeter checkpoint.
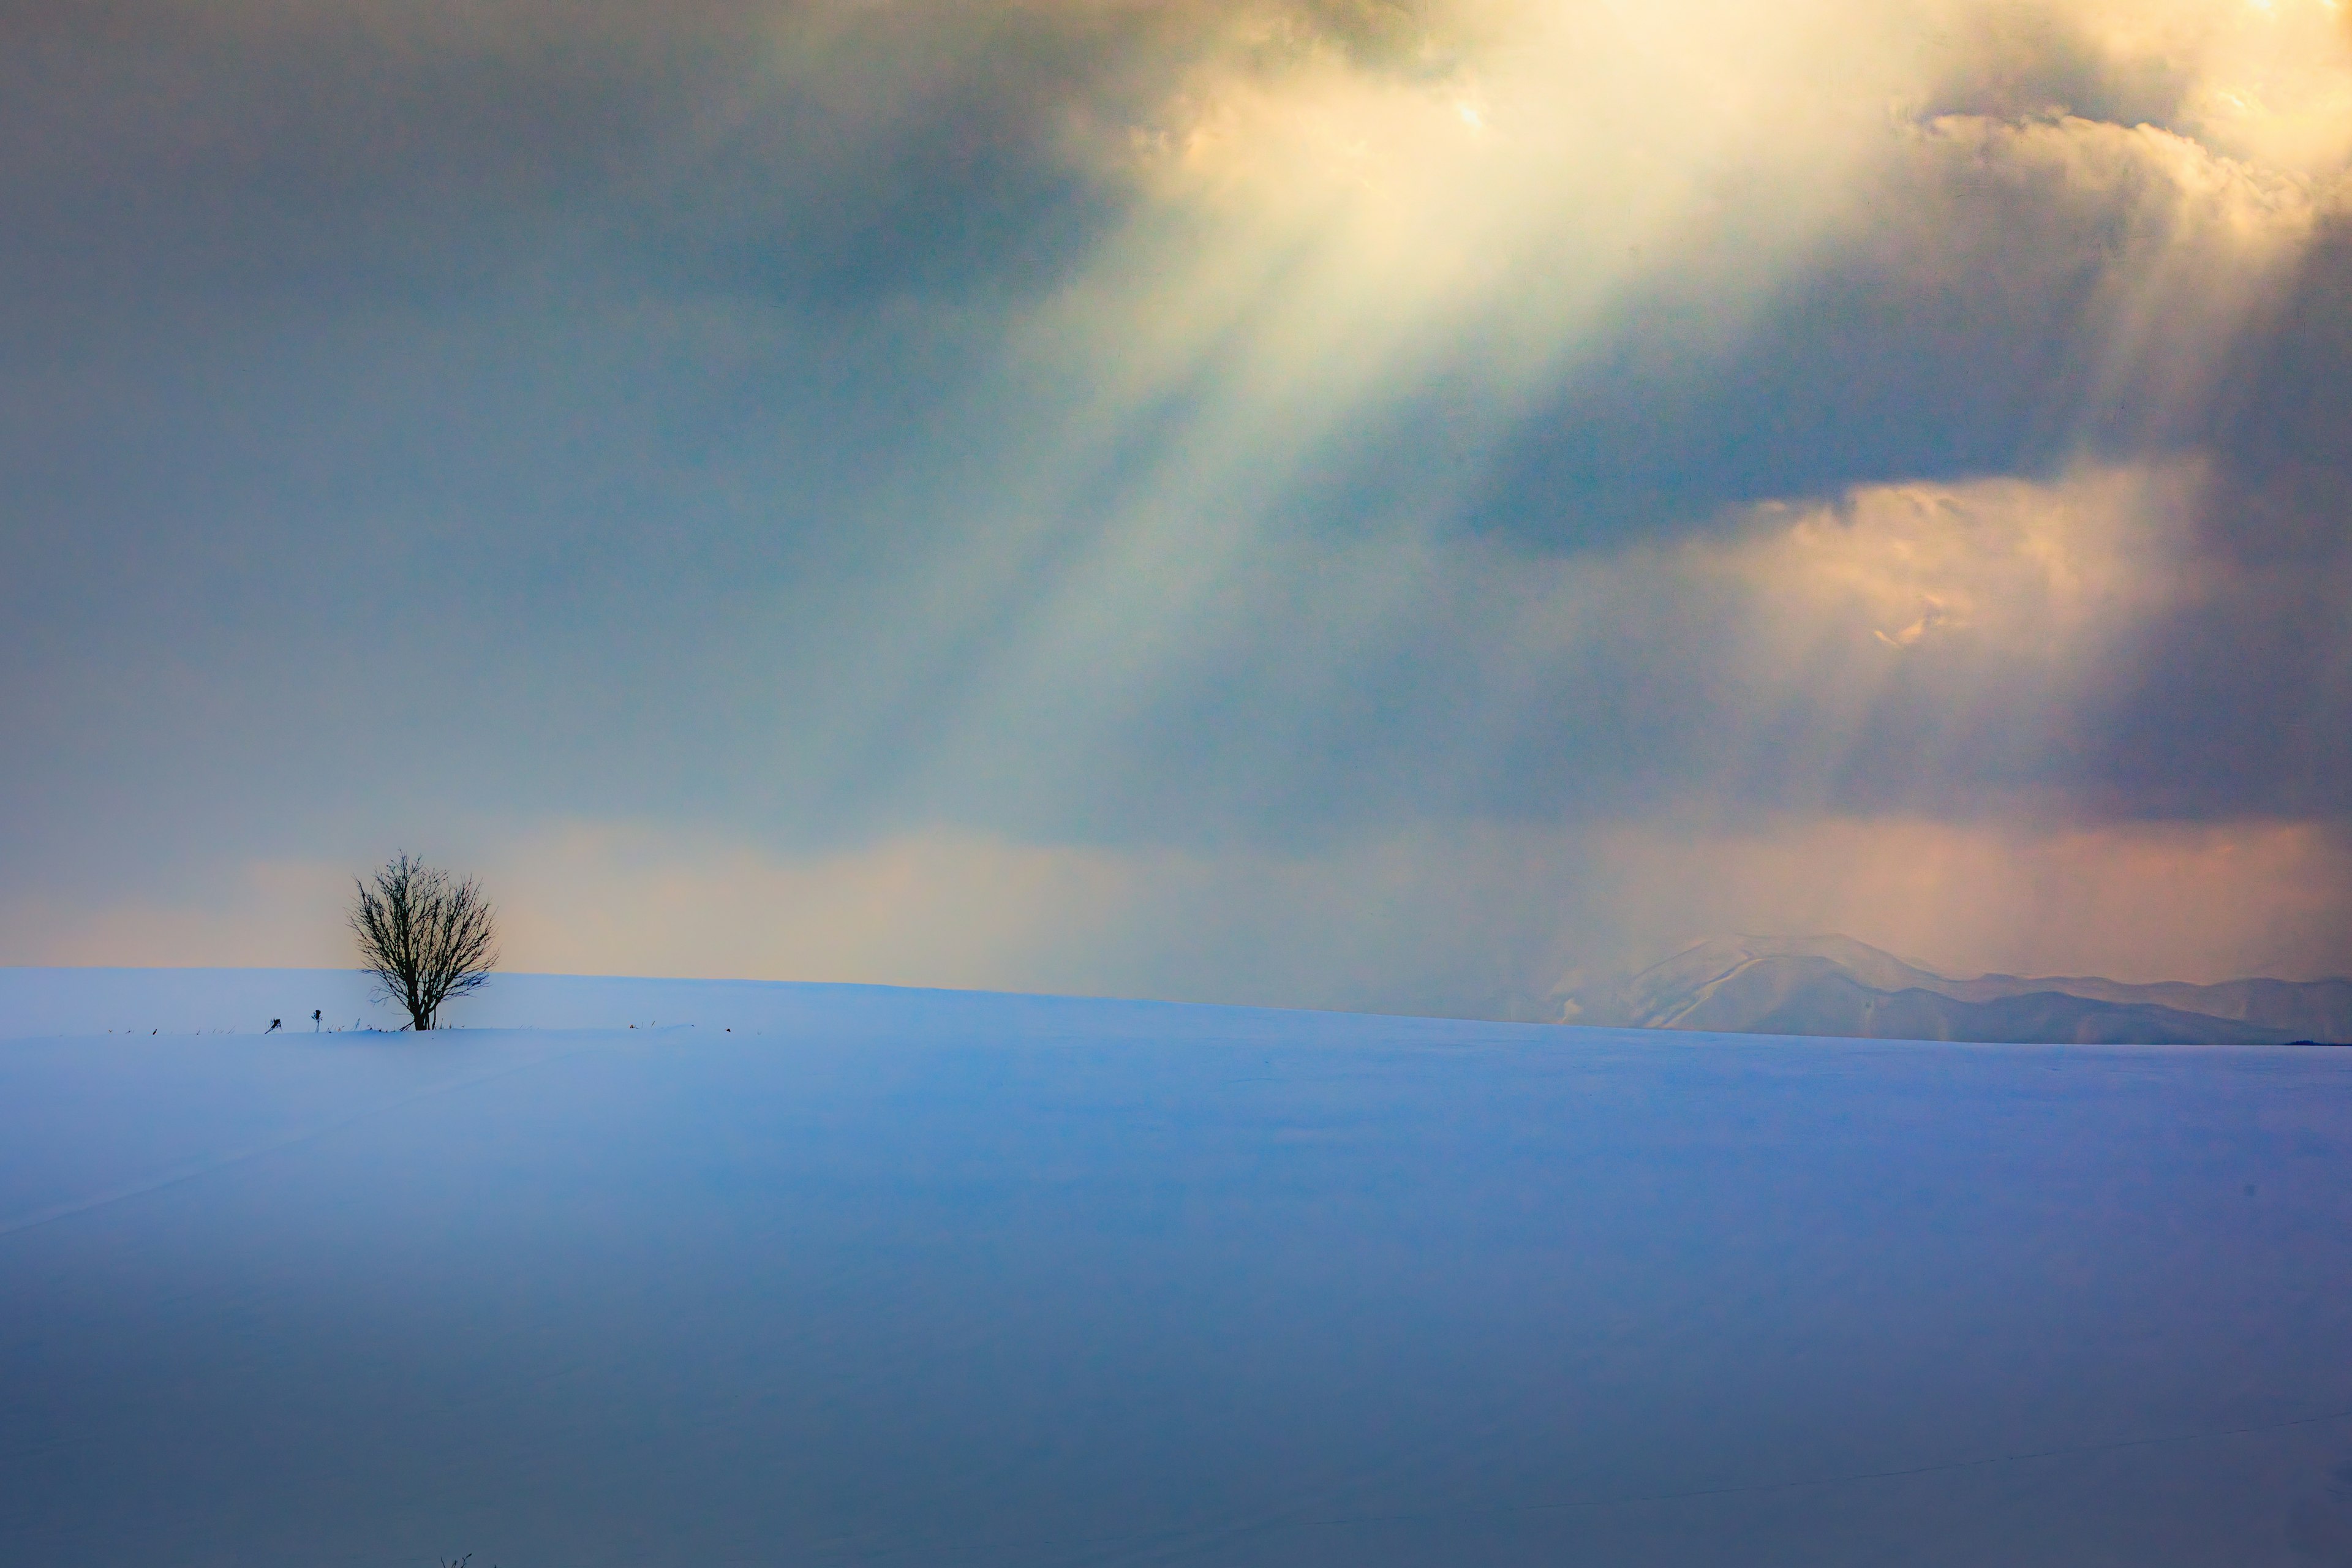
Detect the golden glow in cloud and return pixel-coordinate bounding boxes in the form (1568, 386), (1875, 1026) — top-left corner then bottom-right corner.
(1732, 462), (2204, 655)
(862, 0), (2348, 788)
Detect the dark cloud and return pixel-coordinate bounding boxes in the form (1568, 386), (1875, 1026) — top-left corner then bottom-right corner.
(2071, 219), (2352, 820)
(0, 2), (721, 305)
(1461, 115), (2314, 548)
(2209, 216), (2352, 552)
(0, 0), (1453, 311)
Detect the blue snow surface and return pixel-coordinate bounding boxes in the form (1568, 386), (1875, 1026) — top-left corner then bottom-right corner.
(4, 968), (2351, 1567)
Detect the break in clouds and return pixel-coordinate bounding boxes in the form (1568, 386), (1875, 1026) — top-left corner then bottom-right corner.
(1, 0), (2348, 1014)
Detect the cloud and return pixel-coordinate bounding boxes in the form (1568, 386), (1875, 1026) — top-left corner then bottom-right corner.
(840, 458), (2256, 837)
(2046, 0), (2352, 173)
(1739, 462), (2203, 654)
(1, 0), (2347, 1008)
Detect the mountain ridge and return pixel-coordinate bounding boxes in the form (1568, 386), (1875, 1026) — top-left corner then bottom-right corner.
(1561, 935), (2352, 1045)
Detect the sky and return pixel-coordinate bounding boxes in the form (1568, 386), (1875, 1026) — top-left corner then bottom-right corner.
(2, 0), (2348, 1018)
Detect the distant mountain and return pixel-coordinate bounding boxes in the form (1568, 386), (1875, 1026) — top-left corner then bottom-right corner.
(1560, 935), (2352, 1046)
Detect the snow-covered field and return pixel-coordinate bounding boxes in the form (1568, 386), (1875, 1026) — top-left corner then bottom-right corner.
(3, 968), (2350, 1566)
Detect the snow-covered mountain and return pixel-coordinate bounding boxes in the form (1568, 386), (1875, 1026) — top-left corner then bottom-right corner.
(1561, 935), (2352, 1044)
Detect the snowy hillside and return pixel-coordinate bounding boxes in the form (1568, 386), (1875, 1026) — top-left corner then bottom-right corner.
(5, 971), (2352, 1565)
(0, 964), (1002, 1039)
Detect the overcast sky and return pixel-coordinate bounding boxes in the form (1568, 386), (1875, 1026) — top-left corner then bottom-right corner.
(4, 0), (2348, 1016)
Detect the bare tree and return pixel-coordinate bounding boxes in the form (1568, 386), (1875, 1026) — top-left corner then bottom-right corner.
(349, 854), (498, 1031)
